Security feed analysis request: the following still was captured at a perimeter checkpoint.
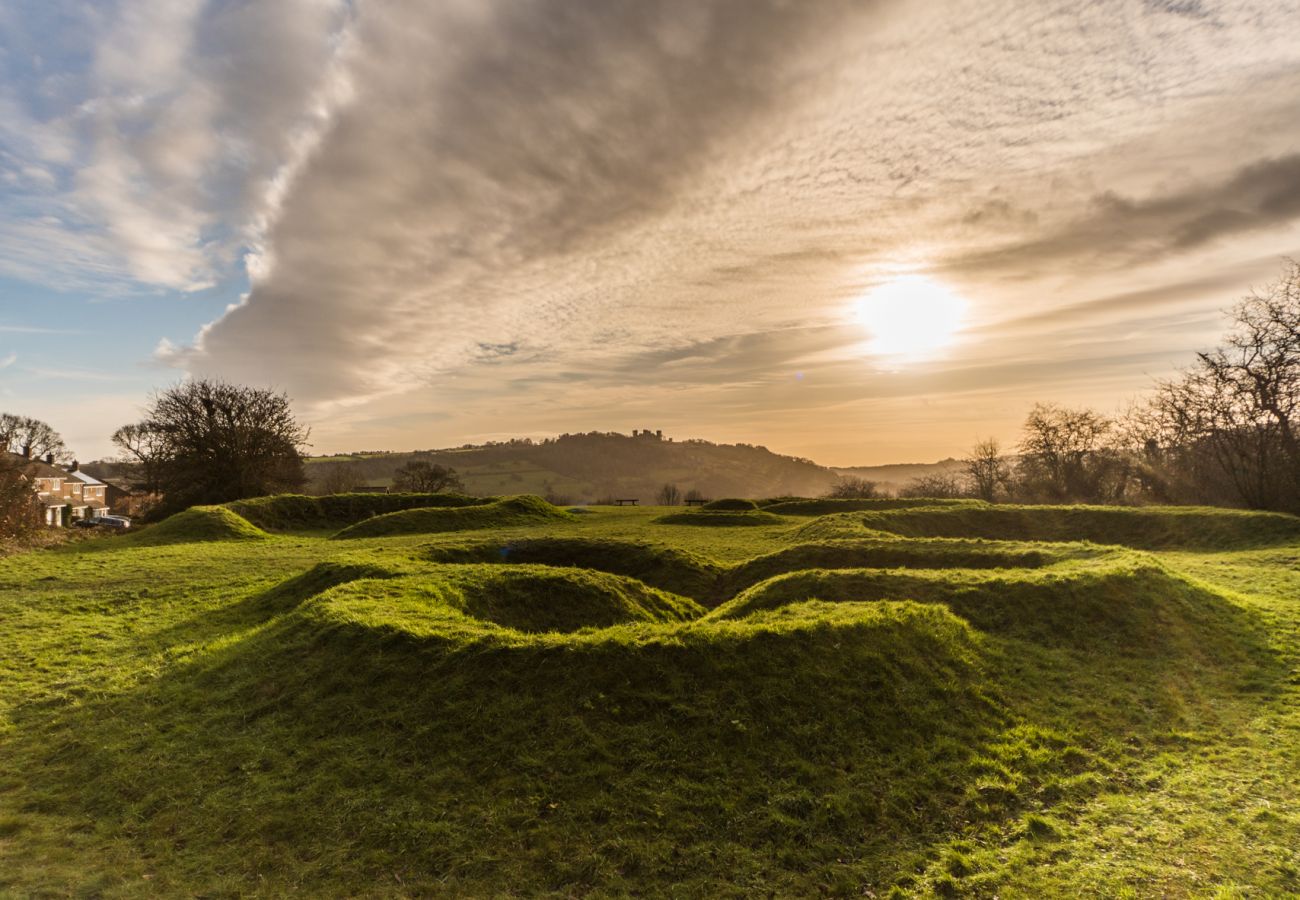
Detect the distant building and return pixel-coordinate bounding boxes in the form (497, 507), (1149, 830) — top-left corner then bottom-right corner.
(4, 453), (110, 526)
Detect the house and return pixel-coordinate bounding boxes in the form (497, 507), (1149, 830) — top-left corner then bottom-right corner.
(3, 452), (110, 526)
(64, 463), (110, 523)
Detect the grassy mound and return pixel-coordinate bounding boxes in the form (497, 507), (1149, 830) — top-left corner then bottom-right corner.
(765, 497), (985, 516)
(852, 504), (1300, 549)
(333, 495), (572, 539)
(227, 492), (490, 532)
(654, 509), (787, 527)
(786, 512), (897, 541)
(420, 536), (1080, 607)
(100, 593), (996, 893)
(318, 565), (704, 634)
(5, 499), (1293, 896)
(422, 537), (722, 601)
(721, 539), (1072, 598)
(130, 506), (268, 545)
(701, 497), (759, 511)
(712, 555), (1242, 652)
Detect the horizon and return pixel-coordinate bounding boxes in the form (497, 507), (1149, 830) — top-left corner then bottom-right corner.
(4, 2), (1300, 466)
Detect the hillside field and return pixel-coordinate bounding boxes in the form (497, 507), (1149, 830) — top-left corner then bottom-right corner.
(2, 496), (1300, 896)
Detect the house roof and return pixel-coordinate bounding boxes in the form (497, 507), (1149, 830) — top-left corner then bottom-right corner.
(66, 469), (105, 486)
(2, 451), (67, 479)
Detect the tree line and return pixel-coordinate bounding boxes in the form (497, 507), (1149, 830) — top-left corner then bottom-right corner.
(855, 262), (1300, 513)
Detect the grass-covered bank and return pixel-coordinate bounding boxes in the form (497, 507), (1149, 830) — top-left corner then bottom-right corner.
(1, 502), (1298, 895)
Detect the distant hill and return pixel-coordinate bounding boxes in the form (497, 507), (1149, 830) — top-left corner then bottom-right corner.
(306, 431), (840, 502)
(84, 431), (966, 502)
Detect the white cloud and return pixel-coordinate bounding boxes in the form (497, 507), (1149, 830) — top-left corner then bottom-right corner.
(0, 0), (353, 292)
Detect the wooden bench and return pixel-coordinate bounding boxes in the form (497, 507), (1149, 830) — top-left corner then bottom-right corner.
(614, 498), (639, 506)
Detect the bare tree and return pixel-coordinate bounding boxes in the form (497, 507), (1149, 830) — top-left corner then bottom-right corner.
(0, 413), (68, 462)
(318, 462), (366, 495)
(392, 460), (463, 493)
(825, 476), (881, 499)
(110, 422), (170, 496)
(964, 438), (1009, 502)
(1133, 262), (1300, 511)
(656, 483), (681, 505)
(1016, 403), (1117, 501)
(898, 471), (969, 499)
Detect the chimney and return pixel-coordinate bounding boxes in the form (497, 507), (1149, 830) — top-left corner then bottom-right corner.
(69, 460), (79, 473)
(44, 452), (54, 465)
(21, 444), (31, 459)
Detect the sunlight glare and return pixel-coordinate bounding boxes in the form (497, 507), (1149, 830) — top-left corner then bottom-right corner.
(853, 275), (967, 361)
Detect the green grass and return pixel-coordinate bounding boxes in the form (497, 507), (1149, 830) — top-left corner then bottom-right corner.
(1, 500), (1299, 895)
(228, 491), (490, 532)
(701, 497), (760, 511)
(332, 494), (572, 539)
(654, 508), (787, 527)
(851, 503), (1300, 549)
(127, 505), (270, 544)
(764, 497), (986, 516)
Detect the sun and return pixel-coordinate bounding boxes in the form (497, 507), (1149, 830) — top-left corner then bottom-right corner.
(853, 275), (967, 361)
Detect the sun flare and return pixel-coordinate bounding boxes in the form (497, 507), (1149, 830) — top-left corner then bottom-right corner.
(853, 275), (968, 361)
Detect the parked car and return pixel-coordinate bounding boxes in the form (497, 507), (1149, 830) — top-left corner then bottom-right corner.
(77, 515), (131, 530)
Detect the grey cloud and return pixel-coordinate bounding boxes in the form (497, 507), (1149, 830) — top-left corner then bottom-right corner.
(184, 0), (884, 401)
(973, 257), (1283, 336)
(953, 154), (1300, 277)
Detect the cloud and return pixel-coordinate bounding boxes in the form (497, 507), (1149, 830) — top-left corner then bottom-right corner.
(173, 0), (890, 403)
(0, 0), (352, 292)
(952, 155), (1300, 277)
(8, 0), (1300, 465)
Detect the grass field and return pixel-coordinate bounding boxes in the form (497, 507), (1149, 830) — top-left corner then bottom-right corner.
(2, 496), (1299, 896)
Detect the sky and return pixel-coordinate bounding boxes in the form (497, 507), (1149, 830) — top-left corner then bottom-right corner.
(2, 0), (1300, 466)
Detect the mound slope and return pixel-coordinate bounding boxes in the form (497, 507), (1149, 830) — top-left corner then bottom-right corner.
(228, 491), (490, 531)
(418, 536), (1101, 607)
(701, 497), (759, 510)
(131, 506), (268, 545)
(712, 555), (1239, 652)
(721, 539), (1067, 598)
(317, 565), (703, 633)
(654, 509), (786, 527)
(853, 504), (1300, 549)
(422, 537), (722, 601)
(764, 497), (985, 516)
(334, 495), (572, 539)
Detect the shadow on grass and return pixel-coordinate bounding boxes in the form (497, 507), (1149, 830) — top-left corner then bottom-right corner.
(1, 559), (1285, 896)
